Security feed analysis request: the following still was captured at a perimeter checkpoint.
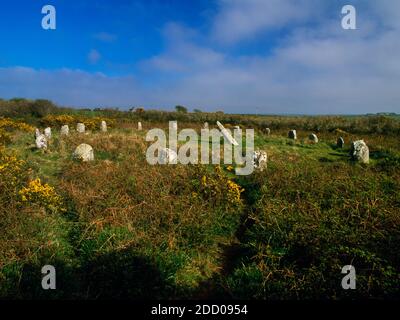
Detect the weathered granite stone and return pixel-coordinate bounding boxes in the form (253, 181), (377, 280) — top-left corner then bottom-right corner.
(288, 130), (297, 140)
(35, 134), (47, 150)
(44, 127), (52, 139)
(253, 150), (268, 171)
(204, 122), (209, 129)
(265, 128), (271, 135)
(337, 137), (344, 148)
(309, 133), (318, 143)
(350, 140), (369, 164)
(77, 123), (85, 133)
(100, 120), (107, 132)
(61, 125), (69, 136)
(73, 143), (94, 162)
(138, 122), (142, 130)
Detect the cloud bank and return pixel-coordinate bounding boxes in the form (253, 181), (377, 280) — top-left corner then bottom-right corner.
(1, 0), (400, 114)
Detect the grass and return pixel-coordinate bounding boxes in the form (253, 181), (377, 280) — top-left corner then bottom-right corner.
(0, 113), (399, 300)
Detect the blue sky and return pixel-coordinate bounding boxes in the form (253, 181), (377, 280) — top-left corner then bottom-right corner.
(0, 0), (400, 114)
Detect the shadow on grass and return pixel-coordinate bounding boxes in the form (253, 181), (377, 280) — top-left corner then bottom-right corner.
(4, 248), (170, 300)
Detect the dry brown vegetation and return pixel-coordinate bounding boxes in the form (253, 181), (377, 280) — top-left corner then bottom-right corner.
(0, 101), (399, 299)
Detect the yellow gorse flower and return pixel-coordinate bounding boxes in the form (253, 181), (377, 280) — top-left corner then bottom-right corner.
(19, 178), (65, 213)
(198, 166), (244, 208)
(0, 117), (35, 132)
(41, 114), (116, 130)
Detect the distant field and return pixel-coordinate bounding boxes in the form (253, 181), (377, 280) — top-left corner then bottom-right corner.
(0, 99), (399, 299)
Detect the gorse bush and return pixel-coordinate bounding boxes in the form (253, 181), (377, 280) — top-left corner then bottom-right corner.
(19, 178), (65, 214)
(0, 117), (35, 132)
(193, 165), (245, 209)
(0, 101), (399, 299)
(0, 117), (34, 146)
(219, 160), (400, 299)
(0, 99), (60, 119)
(40, 114), (115, 130)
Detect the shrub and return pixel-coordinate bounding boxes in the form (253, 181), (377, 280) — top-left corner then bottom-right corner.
(175, 105), (188, 113)
(19, 178), (65, 214)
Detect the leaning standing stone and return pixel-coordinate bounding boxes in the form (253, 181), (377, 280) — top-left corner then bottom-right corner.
(61, 125), (69, 136)
(309, 133), (318, 143)
(337, 137), (344, 148)
(100, 120), (107, 132)
(288, 130), (297, 139)
(44, 127), (52, 139)
(253, 150), (268, 171)
(73, 143), (94, 162)
(35, 134), (47, 150)
(350, 140), (369, 164)
(138, 122), (142, 130)
(77, 123), (85, 133)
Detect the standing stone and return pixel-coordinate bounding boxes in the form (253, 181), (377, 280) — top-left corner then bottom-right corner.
(73, 143), (94, 162)
(35, 134), (47, 150)
(158, 148), (178, 164)
(309, 133), (318, 143)
(35, 128), (41, 139)
(265, 128), (271, 135)
(288, 130), (297, 140)
(204, 122), (209, 129)
(171, 122), (178, 130)
(100, 120), (107, 132)
(61, 125), (69, 136)
(44, 127), (52, 139)
(216, 121), (239, 146)
(337, 137), (344, 148)
(138, 122), (142, 130)
(233, 125), (241, 130)
(350, 140), (369, 164)
(253, 150), (268, 171)
(77, 123), (85, 133)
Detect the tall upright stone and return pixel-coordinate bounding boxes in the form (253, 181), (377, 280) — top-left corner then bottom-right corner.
(350, 140), (369, 164)
(44, 127), (52, 139)
(204, 122), (209, 129)
(77, 123), (85, 133)
(309, 133), (318, 143)
(61, 125), (69, 136)
(216, 121), (239, 146)
(35, 134), (47, 150)
(253, 150), (268, 171)
(138, 122), (142, 130)
(337, 137), (344, 148)
(288, 130), (297, 140)
(100, 120), (107, 132)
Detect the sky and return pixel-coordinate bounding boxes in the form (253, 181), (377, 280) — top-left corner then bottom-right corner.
(0, 0), (400, 114)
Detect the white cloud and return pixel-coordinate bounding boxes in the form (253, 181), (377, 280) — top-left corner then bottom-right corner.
(1, 1), (400, 114)
(212, 0), (324, 45)
(0, 67), (144, 107)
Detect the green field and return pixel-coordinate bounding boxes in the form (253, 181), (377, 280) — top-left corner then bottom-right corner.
(1, 99), (399, 299)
